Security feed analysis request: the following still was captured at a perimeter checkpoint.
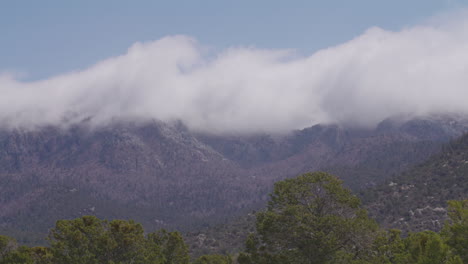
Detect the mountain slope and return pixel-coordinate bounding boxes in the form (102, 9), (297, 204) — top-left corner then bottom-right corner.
(198, 115), (468, 190)
(0, 122), (257, 233)
(362, 132), (468, 233)
(186, 131), (468, 257)
(0, 115), (467, 240)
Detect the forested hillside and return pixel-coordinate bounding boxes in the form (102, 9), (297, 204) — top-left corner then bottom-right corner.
(1, 115), (467, 242)
(186, 132), (468, 257)
(362, 132), (468, 233)
(1, 172), (466, 263)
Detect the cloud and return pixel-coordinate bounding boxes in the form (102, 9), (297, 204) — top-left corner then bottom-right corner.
(2, 11), (468, 133)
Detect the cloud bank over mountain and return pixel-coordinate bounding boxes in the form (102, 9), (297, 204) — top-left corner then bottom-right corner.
(2, 10), (468, 133)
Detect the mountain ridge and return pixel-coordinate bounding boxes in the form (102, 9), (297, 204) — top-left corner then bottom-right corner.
(1, 114), (468, 242)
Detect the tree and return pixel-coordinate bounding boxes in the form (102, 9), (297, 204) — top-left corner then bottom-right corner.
(48, 215), (109, 264)
(442, 199), (468, 263)
(0, 246), (34, 264)
(404, 231), (462, 264)
(48, 215), (163, 264)
(193, 254), (232, 264)
(106, 219), (148, 263)
(368, 229), (411, 264)
(147, 230), (189, 264)
(0, 235), (55, 264)
(0, 236), (17, 260)
(237, 233), (287, 264)
(240, 172), (378, 264)
(29, 247), (53, 264)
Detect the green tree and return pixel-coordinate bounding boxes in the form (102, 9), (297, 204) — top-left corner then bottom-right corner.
(48, 215), (163, 264)
(29, 247), (53, 264)
(48, 216), (109, 264)
(368, 229), (411, 264)
(193, 254), (232, 264)
(0, 246), (34, 264)
(240, 172), (378, 264)
(368, 229), (462, 264)
(0, 235), (54, 264)
(147, 230), (189, 264)
(237, 234), (287, 264)
(404, 231), (462, 264)
(0, 235), (17, 260)
(442, 199), (468, 262)
(106, 219), (148, 263)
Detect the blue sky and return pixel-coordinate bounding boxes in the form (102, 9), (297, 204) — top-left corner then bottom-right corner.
(2, 1), (468, 132)
(1, 0), (466, 80)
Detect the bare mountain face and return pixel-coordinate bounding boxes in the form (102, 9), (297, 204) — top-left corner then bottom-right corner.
(1, 115), (468, 239)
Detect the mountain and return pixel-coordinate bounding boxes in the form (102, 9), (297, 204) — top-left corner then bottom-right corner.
(1, 115), (468, 242)
(0, 121), (255, 234)
(187, 130), (468, 257)
(197, 114), (468, 190)
(362, 132), (468, 233)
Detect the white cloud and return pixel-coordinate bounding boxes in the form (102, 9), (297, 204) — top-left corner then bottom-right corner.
(2, 11), (468, 133)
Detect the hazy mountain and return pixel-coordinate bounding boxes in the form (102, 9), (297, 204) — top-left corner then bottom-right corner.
(362, 131), (468, 233)
(187, 129), (468, 257)
(1, 114), (468, 242)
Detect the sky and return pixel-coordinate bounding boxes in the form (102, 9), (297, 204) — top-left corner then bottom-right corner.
(1, 1), (468, 133)
(1, 0), (465, 80)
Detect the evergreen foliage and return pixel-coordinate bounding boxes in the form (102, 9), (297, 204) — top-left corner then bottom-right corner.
(238, 172), (466, 264)
(193, 254), (232, 264)
(0, 216), (192, 264)
(442, 199), (468, 263)
(0, 173), (466, 264)
(238, 172), (378, 264)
